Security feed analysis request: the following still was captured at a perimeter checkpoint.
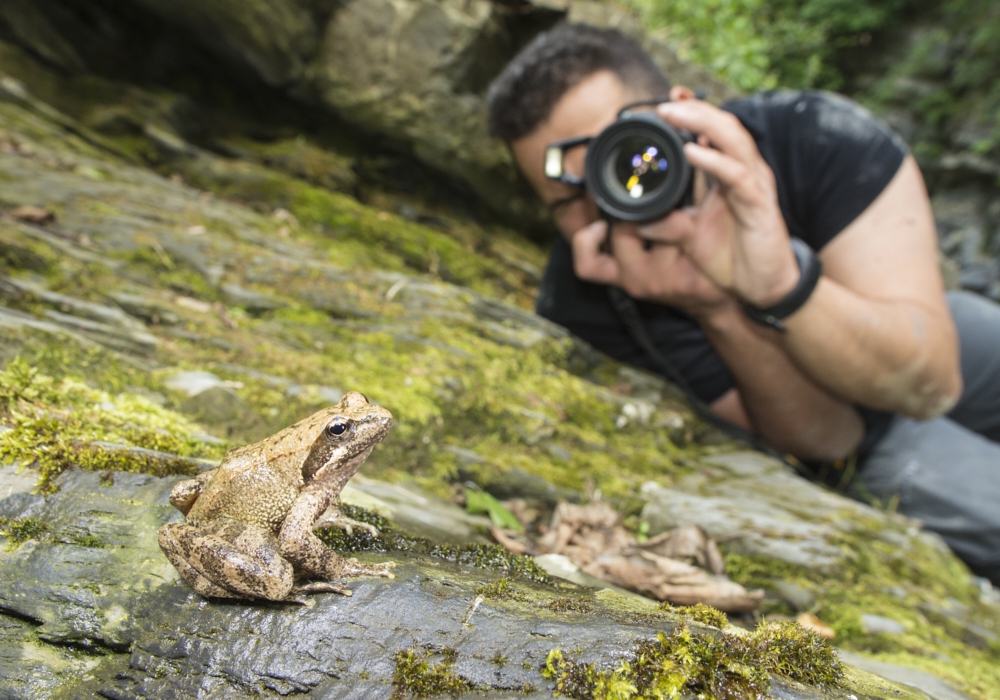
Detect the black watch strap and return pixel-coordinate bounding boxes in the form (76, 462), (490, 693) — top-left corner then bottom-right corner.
(742, 237), (822, 332)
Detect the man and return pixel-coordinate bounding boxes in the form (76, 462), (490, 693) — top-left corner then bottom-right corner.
(487, 24), (1000, 582)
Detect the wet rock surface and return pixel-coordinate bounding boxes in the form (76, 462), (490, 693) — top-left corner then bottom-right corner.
(0, 469), (913, 700)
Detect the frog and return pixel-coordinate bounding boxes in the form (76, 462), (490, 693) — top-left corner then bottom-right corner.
(158, 391), (395, 602)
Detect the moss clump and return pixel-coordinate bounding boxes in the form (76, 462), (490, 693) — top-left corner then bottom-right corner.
(430, 543), (551, 585)
(546, 597), (595, 613)
(0, 358), (221, 492)
(475, 576), (524, 602)
(668, 603), (729, 629)
(0, 516), (47, 549)
(0, 516), (106, 550)
(391, 646), (472, 699)
(543, 621), (842, 700)
(315, 508), (551, 585)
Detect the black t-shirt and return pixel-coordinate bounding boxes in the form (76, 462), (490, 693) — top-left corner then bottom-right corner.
(535, 90), (908, 454)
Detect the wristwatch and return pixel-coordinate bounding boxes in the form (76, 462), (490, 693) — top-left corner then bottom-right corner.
(742, 237), (822, 332)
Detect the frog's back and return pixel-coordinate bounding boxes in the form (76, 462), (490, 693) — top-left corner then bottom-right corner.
(187, 443), (302, 531)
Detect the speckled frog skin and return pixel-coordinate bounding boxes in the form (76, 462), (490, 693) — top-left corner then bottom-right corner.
(158, 391), (395, 602)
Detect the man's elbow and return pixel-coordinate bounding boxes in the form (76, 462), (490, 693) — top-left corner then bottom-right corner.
(899, 363), (963, 421)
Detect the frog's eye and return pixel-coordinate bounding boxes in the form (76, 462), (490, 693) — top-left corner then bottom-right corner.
(325, 417), (353, 442)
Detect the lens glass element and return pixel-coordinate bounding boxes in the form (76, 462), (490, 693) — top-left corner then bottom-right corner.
(613, 136), (669, 201)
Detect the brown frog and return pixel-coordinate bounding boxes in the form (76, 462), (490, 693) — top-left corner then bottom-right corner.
(158, 391), (395, 602)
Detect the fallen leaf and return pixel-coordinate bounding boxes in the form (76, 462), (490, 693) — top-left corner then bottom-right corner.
(797, 612), (836, 639)
(12, 205), (55, 225)
(465, 489), (522, 532)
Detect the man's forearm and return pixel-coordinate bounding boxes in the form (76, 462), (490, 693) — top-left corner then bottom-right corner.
(779, 277), (961, 419)
(700, 303), (865, 461)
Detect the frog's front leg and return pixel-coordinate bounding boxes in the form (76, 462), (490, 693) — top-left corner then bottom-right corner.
(159, 521), (296, 601)
(168, 469), (217, 516)
(313, 502), (380, 537)
(279, 485), (394, 581)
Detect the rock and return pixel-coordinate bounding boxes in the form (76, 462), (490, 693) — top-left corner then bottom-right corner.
(0, 38), (995, 696)
(840, 651), (974, 700)
(347, 475), (492, 544)
(164, 370), (229, 397)
(220, 283), (288, 313)
(0, 0), (736, 233)
(773, 580), (818, 612)
(861, 613), (907, 635)
(640, 452), (850, 573)
(106, 290), (181, 326)
(0, 469), (905, 700)
(448, 445), (580, 505)
(164, 371), (251, 423)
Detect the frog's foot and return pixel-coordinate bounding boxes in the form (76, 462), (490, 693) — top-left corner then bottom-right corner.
(313, 513), (380, 538)
(342, 557), (396, 579)
(293, 581), (353, 597)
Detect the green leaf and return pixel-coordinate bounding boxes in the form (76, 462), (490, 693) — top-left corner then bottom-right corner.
(464, 489), (522, 532)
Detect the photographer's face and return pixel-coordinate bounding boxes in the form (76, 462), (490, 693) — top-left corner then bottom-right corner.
(510, 70), (699, 241)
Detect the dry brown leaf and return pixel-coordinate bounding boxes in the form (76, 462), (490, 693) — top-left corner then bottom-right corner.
(796, 612), (836, 639)
(11, 205), (55, 225)
(515, 500), (763, 612)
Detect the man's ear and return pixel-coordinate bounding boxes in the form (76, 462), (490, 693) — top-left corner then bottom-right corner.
(669, 85), (696, 102)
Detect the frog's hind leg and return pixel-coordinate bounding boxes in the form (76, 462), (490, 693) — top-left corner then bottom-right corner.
(164, 521), (295, 602)
(159, 523), (242, 599)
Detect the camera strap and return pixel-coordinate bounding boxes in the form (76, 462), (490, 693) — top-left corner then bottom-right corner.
(606, 286), (796, 467)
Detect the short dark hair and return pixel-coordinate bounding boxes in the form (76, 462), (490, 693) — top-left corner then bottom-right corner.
(486, 23), (670, 143)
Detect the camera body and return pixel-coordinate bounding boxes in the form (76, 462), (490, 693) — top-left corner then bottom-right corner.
(545, 106), (695, 223)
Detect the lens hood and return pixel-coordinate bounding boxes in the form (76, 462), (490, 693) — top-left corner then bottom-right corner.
(584, 111), (693, 222)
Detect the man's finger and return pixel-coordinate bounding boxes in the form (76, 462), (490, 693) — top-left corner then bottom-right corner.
(637, 209), (692, 245)
(683, 143), (760, 202)
(658, 101), (758, 166)
(571, 220), (620, 284)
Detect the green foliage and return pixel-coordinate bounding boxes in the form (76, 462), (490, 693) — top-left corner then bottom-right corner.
(542, 621), (842, 700)
(867, 0), (1000, 155)
(464, 488), (522, 531)
(629, 0), (906, 91)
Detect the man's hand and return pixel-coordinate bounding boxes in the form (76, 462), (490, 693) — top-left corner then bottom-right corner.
(570, 218), (733, 318)
(645, 100), (800, 307)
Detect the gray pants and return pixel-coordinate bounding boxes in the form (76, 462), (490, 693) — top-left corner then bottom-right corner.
(860, 291), (1000, 582)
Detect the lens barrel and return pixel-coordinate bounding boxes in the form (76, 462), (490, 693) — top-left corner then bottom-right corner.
(584, 112), (693, 222)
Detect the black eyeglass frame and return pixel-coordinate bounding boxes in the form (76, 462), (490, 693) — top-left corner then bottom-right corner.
(543, 98), (673, 188)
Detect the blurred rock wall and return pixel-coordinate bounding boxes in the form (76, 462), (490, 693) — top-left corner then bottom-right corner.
(0, 0), (735, 238)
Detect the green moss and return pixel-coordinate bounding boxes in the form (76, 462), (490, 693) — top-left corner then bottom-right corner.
(723, 529), (1000, 700)
(475, 576), (524, 601)
(546, 597), (595, 613)
(0, 516), (47, 549)
(314, 507), (551, 584)
(543, 620), (842, 700)
(391, 646), (472, 699)
(675, 603), (729, 629)
(430, 543), (551, 585)
(0, 358), (222, 492)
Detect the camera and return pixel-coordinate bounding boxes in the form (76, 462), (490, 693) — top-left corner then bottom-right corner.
(544, 102), (695, 222)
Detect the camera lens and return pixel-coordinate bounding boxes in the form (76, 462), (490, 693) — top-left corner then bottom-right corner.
(611, 137), (670, 201)
(584, 112), (693, 222)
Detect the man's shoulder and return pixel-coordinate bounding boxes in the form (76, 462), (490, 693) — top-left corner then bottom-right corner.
(723, 90), (907, 152)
